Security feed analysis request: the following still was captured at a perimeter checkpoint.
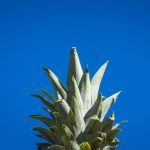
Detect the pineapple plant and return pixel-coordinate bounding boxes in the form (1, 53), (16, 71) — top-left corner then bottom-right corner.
(29, 47), (126, 150)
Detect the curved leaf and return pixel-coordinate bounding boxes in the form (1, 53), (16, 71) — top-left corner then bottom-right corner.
(29, 115), (55, 127)
(39, 89), (56, 101)
(33, 126), (57, 144)
(101, 91), (121, 121)
(42, 66), (67, 99)
(29, 94), (55, 111)
(91, 61), (109, 105)
(79, 67), (91, 113)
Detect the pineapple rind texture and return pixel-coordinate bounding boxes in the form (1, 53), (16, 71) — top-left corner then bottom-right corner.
(30, 48), (126, 150)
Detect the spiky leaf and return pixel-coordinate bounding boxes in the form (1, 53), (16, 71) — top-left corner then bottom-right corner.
(42, 66), (67, 99)
(29, 115), (55, 127)
(67, 47), (83, 87)
(62, 124), (80, 150)
(29, 94), (55, 112)
(101, 92), (121, 121)
(84, 93), (102, 121)
(54, 99), (70, 116)
(79, 67), (91, 113)
(33, 126), (57, 144)
(102, 112), (115, 131)
(70, 96), (85, 136)
(67, 76), (84, 117)
(39, 89), (55, 101)
(91, 61), (109, 105)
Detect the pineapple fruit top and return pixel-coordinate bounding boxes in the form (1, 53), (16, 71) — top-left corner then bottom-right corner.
(29, 47), (126, 150)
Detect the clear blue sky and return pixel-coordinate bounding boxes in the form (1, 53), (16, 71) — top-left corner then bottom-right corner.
(0, 0), (150, 149)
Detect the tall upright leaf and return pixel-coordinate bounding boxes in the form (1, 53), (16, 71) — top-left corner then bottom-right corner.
(91, 61), (109, 105)
(67, 76), (84, 117)
(62, 124), (80, 150)
(79, 67), (91, 113)
(71, 96), (85, 136)
(67, 47), (83, 87)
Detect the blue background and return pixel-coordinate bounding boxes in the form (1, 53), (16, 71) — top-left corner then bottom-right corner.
(0, 0), (150, 149)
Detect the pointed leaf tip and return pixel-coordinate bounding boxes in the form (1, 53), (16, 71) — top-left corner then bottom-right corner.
(85, 66), (89, 73)
(101, 91), (121, 121)
(71, 47), (77, 54)
(41, 65), (48, 71)
(112, 91), (122, 103)
(106, 60), (110, 64)
(67, 47), (83, 86)
(110, 111), (115, 120)
(72, 47), (77, 50)
(91, 60), (109, 105)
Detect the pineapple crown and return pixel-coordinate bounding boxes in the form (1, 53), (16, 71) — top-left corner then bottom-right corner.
(29, 47), (127, 150)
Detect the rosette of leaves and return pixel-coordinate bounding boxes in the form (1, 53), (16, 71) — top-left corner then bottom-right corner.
(29, 48), (127, 150)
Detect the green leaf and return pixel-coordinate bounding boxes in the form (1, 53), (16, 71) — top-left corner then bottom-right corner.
(54, 99), (70, 116)
(61, 124), (80, 150)
(84, 93), (102, 121)
(62, 124), (75, 141)
(35, 134), (53, 142)
(29, 115), (55, 127)
(50, 126), (63, 145)
(56, 90), (62, 99)
(39, 89), (56, 101)
(33, 126), (57, 144)
(29, 94), (55, 111)
(102, 112), (115, 131)
(53, 112), (67, 126)
(91, 61), (109, 105)
(70, 96), (85, 137)
(112, 120), (128, 129)
(42, 66), (67, 99)
(110, 137), (120, 146)
(79, 67), (91, 113)
(48, 145), (65, 150)
(101, 91), (121, 121)
(80, 142), (91, 150)
(89, 137), (103, 149)
(67, 76), (84, 117)
(106, 128), (121, 141)
(84, 116), (102, 136)
(67, 47), (83, 87)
